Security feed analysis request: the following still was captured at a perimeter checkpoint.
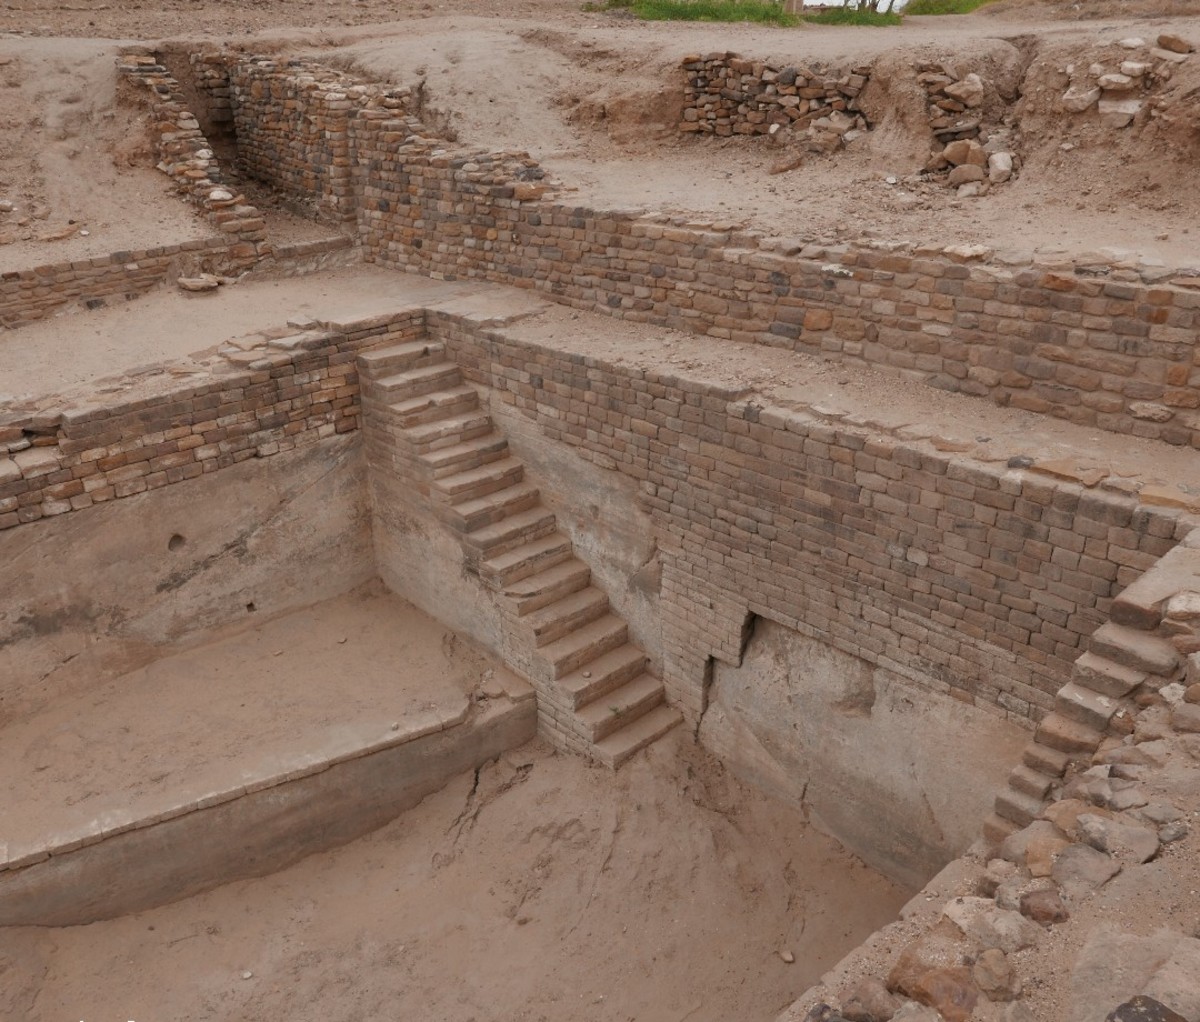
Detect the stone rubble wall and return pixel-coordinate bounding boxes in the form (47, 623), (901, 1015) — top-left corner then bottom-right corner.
(116, 52), (270, 272)
(0, 311), (425, 530)
(424, 310), (1195, 726)
(680, 52), (870, 150)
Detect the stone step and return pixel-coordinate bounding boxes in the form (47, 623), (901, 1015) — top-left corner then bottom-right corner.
(1072, 651), (1148, 699)
(981, 813), (1020, 849)
(462, 507), (559, 560)
(432, 457), (525, 506)
(1022, 740), (1073, 778)
(419, 433), (510, 480)
(558, 644), (649, 711)
(448, 482), (541, 534)
(575, 673), (665, 742)
(1055, 682), (1120, 731)
(1009, 763), (1054, 800)
(592, 704), (682, 770)
(481, 533), (575, 589)
(372, 362), (463, 402)
(391, 385), (480, 428)
(500, 558), (591, 617)
(1089, 621), (1180, 678)
(1034, 712), (1104, 756)
(357, 340), (446, 376)
(541, 614), (629, 680)
(994, 785), (1046, 828)
(405, 410), (494, 453)
(524, 587), (610, 648)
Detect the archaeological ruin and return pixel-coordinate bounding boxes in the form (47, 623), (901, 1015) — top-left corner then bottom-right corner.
(2, 6), (1200, 1021)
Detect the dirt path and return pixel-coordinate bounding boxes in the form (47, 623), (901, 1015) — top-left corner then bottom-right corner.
(8, 733), (910, 1022)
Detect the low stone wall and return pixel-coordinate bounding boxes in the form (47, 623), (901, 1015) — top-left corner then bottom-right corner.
(424, 310), (1194, 727)
(0, 310), (424, 529)
(680, 52), (870, 147)
(0, 236), (233, 329)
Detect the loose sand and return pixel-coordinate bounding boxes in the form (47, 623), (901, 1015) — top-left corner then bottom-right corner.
(8, 732), (910, 1022)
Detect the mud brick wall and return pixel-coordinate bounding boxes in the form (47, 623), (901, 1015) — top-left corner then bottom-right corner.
(227, 56), (413, 222)
(424, 310), (1195, 726)
(356, 133), (1200, 452)
(680, 52), (870, 138)
(0, 312), (425, 530)
(0, 237), (239, 330)
(117, 53), (269, 269)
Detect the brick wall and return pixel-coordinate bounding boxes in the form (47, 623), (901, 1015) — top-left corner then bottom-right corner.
(226, 56), (414, 222)
(117, 53), (269, 270)
(175, 56), (1198, 452)
(353, 128), (1200, 451)
(0, 237), (237, 329)
(0, 312), (424, 530)
(423, 310), (1196, 726)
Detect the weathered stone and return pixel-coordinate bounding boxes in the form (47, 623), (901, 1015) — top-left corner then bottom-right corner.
(988, 151), (1013, 184)
(1098, 97), (1143, 129)
(943, 897), (1042, 953)
(1143, 939), (1200, 1019)
(1098, 73), (1137, 92)
(911, 967), (979, 1022)
(944, 73), (985, 108)
(1062, 85), (1101, 112)
(942, 139), (987, 166)
(841, 977), (901, 1022)
(1157, 33), (1195, 54)
(973, 948), (1021, 1001)
(888, 920), (978, 999)
(1170, 703), (1200, 733)
(948, 164), (986, 186)
(1130, 402), (1174, 422)
(1051, 843), (1120, 898)
(1020, 887), (1070, 927)
(1106, 996), (1188, 1022)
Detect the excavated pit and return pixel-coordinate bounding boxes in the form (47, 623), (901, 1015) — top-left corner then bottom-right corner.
(3, 19), (1200, 1022)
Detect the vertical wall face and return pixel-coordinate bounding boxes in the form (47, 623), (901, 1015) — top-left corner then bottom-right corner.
(700, 620), (1026, 887)
(0, 439), (374, 723)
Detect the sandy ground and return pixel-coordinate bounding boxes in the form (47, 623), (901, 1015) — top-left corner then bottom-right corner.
(3, 10), (1200, 273)
(0, 584), (512, 855)
(3, 732), (910, 1022)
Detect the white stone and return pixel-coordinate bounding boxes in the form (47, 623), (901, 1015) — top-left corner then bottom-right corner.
(208, 188), (234, 202)
(988, 151), (1014, 184)
(1098, 96), (1143, 128)
(1121, 61), (1150, 76)
(1062, 85), (1101, 112)
(1098, 73), (1137, 92)
(1118, 37), (1147, 49)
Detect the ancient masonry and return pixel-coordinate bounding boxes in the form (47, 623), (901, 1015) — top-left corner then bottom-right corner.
(359, 341), (679, 762)
(680, 52), (870, 150)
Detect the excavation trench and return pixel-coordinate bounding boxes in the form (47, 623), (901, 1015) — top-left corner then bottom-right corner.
(2, 34), (1197, 1022)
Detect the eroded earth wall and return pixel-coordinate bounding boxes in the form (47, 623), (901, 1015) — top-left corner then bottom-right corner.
(0, 438), (373, 723)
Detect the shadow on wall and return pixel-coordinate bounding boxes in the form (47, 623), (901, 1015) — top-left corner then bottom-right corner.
(699, 616), (1027, 889)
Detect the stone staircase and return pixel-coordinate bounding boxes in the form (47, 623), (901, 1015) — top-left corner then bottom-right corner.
(983, 594), (1184, 846)
(358, 338), (681, 768)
